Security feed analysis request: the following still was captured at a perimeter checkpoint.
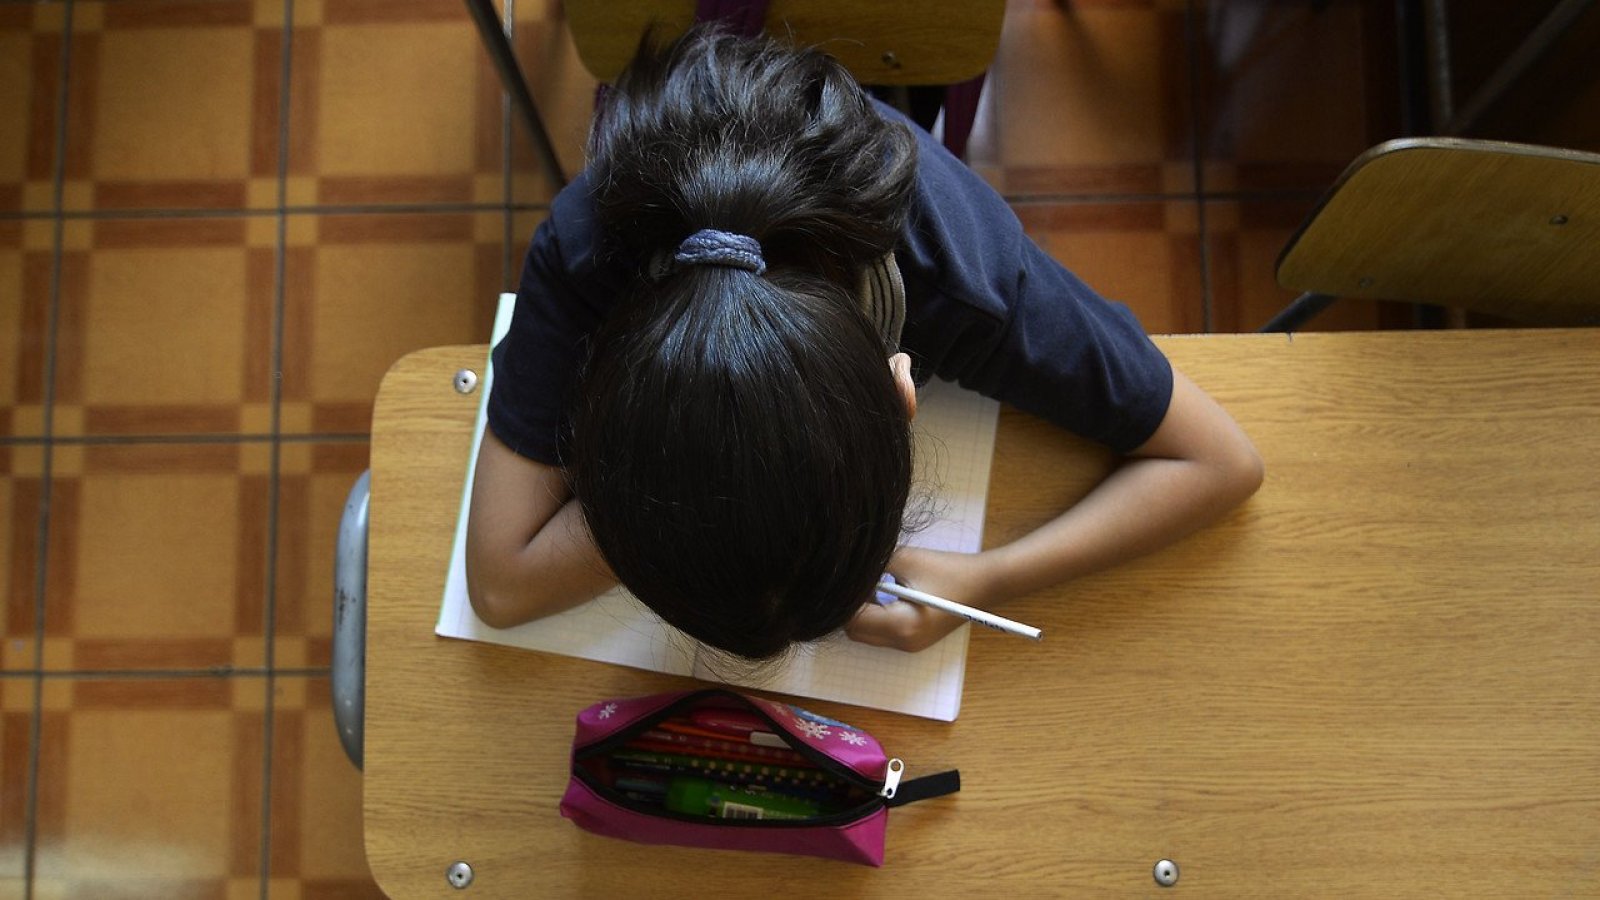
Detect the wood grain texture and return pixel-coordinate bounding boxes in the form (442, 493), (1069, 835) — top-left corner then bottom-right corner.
(562, 0), (1004, 85)
(365, 331), (1600, 898)
(1277, 138), (1600, 324)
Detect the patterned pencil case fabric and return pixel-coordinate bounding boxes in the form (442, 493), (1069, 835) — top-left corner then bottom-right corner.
(559, 688), (960, 867)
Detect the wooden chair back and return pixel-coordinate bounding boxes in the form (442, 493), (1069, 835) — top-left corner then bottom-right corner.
(1277, 138), (1600, 325)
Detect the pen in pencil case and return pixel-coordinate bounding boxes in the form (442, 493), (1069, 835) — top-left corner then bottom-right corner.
(610, 760), (853, 807)
(611, 749), (817, 781)
(655, 719), (797, 752)
(875, 574), (1043, 641)
(639, 727), (812, 764)
(609, 750), (840, 793)
(664, 776), (821, 821)
(627, 736), (812, 769)
(686, 709), (793, 748)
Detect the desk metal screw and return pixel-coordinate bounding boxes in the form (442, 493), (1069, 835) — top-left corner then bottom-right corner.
(453, 369), (479, 394)
(1153, 859), (1179, 887)
(881, 50), (901, 69)
(447, 861), (474, 889)
(1550, 214), (1569, 225)
(1357, 277), (1375, 289)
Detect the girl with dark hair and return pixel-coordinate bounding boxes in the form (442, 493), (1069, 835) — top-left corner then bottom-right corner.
(465, 26), (1263, 661)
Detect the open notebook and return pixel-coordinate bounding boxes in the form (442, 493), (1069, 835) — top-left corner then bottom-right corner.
(436, 295), (1000, 721)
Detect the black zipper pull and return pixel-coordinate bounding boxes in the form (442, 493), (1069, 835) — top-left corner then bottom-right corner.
(884, 769), (960, 808)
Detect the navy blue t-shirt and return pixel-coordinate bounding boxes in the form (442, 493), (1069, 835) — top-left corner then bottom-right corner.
(488, 101), (1174, 465)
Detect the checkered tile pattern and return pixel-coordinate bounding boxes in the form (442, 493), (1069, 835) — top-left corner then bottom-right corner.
(9, 0), (1534, 894)
(2, 0), (575, 893)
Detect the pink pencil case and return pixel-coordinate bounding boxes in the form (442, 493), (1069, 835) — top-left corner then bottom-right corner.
(559, 688), (960, 867)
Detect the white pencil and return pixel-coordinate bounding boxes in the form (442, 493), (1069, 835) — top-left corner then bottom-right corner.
(876, 581), (1043, 641)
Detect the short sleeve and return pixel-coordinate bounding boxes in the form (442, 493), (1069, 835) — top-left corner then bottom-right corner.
(486, 174), (625, 465)
(888, 99), (1173, 453)
(973, 239), (1174, 452)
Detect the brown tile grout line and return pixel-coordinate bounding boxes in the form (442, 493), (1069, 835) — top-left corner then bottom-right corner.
(0, 191), (1346, 231)
(0, 201), (553, 221)
(0, 188), (1340, 222)
(1005, 188), (1324, 206)
(19, 0), (78, 894)
(502, 0), (518, 294)
(5, 667), (334, 681)
(257, 0), (297, 892)
(1185, 0), (1215, 334)
(0, 433), (369, 446)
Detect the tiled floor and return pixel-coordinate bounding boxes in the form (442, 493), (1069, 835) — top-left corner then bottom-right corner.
(968, 0), (1404, 333)
(3, 0), (1591, 896)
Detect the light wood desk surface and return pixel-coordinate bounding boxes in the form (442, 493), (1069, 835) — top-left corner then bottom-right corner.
(366, 330), (1600, 898)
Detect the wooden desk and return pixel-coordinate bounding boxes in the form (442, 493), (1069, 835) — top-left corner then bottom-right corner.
(366, 330), (1600, 898)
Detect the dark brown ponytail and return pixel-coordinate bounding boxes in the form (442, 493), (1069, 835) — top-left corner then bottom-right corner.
(568, 25), (918, 662)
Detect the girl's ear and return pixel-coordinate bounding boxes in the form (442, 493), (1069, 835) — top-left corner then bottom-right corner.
(889, 352), (917, 420)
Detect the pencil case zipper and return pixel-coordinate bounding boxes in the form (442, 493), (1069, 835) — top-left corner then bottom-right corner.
(571, 768), (886, 829)
(573, 689), (898, 828)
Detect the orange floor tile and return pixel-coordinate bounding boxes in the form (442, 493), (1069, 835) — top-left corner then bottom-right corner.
(4, 0), (1598, 896)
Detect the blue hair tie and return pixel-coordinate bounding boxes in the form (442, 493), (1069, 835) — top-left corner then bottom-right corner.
(673, 229), (767, 275)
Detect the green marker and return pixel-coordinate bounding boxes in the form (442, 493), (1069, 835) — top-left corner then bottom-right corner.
(664, 776), (820, 821)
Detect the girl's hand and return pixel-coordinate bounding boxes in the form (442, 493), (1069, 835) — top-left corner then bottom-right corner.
(844, 546), (996, 653)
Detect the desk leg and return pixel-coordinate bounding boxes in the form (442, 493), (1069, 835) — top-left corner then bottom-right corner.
(462, 0), (569, 191)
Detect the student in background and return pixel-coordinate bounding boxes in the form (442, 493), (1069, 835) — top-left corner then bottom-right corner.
(466, 26), (1263, 660)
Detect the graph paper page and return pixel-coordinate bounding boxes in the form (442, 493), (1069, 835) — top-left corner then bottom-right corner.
(436, 297), (999, 719)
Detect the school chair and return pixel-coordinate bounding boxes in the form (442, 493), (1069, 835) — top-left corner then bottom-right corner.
(463, 0), (568, 189)
(467, 0), (1005, 191)
(562, 0), (1005, 159)
(1259, 137), (1600, 332)
(565, 0), (999, 85)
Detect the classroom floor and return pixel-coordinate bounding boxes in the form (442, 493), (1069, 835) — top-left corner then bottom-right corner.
(1, 0), (1589, 896)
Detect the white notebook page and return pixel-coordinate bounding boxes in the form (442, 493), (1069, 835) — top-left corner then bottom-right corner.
(436, 295), (1000, 721)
